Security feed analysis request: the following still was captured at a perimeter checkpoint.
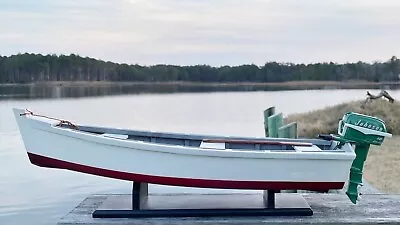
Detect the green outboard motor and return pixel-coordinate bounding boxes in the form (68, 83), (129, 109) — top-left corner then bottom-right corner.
(337, 112), (392, 204)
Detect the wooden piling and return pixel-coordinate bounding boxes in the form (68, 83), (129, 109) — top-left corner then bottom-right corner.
(267, 113), (283, 138)
(263, 107), (275, 137)
(278, 122), (298, 139)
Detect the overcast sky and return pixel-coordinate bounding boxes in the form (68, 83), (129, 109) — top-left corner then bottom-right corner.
(1, 0), (399, 66)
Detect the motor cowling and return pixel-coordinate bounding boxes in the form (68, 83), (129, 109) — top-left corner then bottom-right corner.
(338, 112), (392, 146)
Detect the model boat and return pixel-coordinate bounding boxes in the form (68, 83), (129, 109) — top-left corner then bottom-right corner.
(13, 108), (368, 193)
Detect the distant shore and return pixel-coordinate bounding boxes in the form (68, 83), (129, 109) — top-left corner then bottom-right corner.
(1, 80), (398, 100)
(0, 80), (397, 88)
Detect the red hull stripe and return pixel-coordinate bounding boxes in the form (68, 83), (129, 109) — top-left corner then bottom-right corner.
(27, 152), (344, 191)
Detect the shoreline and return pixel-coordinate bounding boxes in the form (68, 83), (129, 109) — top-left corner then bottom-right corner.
(0, 80), (396, 88)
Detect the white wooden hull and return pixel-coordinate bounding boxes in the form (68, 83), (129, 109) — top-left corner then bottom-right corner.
(13, 108), (356, 191)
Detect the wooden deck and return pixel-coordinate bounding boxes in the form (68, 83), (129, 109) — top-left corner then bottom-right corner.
(58, 192), (400, 225)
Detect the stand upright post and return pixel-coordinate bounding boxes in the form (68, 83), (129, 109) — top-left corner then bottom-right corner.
(263, 190), (276, 209)
(132, 182), (148, 210)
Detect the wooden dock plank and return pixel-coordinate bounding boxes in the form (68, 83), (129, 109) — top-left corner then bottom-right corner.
(58, 193), (400, 225)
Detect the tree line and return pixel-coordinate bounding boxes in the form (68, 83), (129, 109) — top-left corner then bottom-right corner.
(0, 53), (399, 84)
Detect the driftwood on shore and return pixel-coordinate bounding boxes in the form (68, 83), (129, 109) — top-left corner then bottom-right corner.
(362, 90), (395, 108)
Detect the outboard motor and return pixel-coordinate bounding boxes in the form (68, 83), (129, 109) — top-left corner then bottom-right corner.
(338, 112), (392, 204)
(319, 112), (392, 204)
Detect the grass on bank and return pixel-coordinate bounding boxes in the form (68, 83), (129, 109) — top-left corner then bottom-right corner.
(286, 98), (400, 138)
(286, 98), (400, 193)
(366, 136), (400, 194)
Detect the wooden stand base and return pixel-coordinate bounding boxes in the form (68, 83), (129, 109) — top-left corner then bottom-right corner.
(92, 182), (313, 218)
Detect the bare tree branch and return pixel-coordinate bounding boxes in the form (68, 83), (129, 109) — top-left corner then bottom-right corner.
(362, 90), (395, 108)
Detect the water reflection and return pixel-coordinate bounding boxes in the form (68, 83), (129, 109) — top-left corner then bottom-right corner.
(0, 82), (397, 100)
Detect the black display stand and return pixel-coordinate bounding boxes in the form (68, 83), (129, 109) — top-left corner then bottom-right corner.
(92, 182), (313, 218)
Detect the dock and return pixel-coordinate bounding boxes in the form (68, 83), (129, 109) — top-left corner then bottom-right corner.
(58, 192), (400, 225)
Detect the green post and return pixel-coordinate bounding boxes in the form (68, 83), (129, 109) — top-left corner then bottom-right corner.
(346, 144), (370, 204)
(263, 107), (275, 137)
(267, 113), (283, 138)
(278, 122), (298, 138)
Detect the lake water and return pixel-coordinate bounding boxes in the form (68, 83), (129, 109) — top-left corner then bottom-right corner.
(1, 88), (399, 225)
